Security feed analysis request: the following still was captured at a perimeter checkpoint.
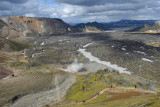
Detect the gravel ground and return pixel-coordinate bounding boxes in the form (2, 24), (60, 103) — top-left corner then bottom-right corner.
(9, 74), (76, 107)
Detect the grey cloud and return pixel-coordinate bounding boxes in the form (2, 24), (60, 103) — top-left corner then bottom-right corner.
(86, 3), (144, 13)
(54, 0), (146, 6)
(0, 0), (160, 23)
(0, 0), (28, 4)
(0, 2), (12, 10)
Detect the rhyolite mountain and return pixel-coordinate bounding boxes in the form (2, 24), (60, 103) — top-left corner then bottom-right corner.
(128, 21), (160, 33)
(0, 16), (78, 38)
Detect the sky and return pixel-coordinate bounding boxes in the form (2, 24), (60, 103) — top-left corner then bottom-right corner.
(0, 0), (160, 23)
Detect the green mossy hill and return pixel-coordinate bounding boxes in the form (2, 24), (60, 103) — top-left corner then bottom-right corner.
(65, 70), (138, 102)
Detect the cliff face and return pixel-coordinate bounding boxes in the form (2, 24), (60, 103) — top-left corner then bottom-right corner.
(129, 21), (160, 33)
(0, 16), (74, 38)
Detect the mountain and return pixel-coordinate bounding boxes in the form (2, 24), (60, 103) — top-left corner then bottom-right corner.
(0, 16), (77, 38)
(75, 22), (107, 32)
(108, 19), (156, 26)
(128, 21), (160, 33)
(101, 19), (156, 29)
(0, 17), (157, 38)
(75, 20), (156, 32)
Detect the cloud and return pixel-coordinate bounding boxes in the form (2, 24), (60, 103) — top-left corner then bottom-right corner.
(54, 0), (150, 6)
(0, 0), (160, 23)
(0, 0), (28, 4)
(25, 13), (36, 17)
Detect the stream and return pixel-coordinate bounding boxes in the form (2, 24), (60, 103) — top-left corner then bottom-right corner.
(78, 43), (131, 74)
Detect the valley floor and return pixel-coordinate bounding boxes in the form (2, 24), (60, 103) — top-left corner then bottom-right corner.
(0, 31), (160, 107)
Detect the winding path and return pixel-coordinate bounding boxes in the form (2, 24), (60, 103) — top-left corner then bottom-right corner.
(55, 87), (156, 106)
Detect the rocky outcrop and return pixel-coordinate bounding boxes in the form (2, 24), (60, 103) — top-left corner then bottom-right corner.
(129, 21), (160, 33)
(75, 22), (105, 32)
(0, 16), (75, 38)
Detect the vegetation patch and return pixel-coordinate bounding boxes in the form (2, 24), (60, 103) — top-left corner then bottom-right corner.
(65, 69), (139, 102)
(65, 94), (160, 107)
(10, 61), (26, 67)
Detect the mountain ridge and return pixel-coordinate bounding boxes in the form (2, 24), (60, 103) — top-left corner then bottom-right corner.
(128, 21), (160, 33)
(0, 16), (158, 38)
(74, 19), (156, 32)
(0, 16), (77, 38)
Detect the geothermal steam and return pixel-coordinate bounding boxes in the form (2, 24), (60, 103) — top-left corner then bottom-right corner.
(64, 59), (83, 72)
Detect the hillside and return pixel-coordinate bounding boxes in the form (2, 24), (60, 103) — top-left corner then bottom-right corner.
(0, 37), (28, 51)
(129, 21), (160, 33)
(0, 37), (30, 80)
(0, 16), (77, 38)
(47, 70), (160, 107)
(0, 66), (13, 79)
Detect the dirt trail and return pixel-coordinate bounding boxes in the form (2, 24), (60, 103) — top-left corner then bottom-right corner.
(89, 87), (156, 102)
(1, 66), (23, 80)
(54, 87), (156, 106)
